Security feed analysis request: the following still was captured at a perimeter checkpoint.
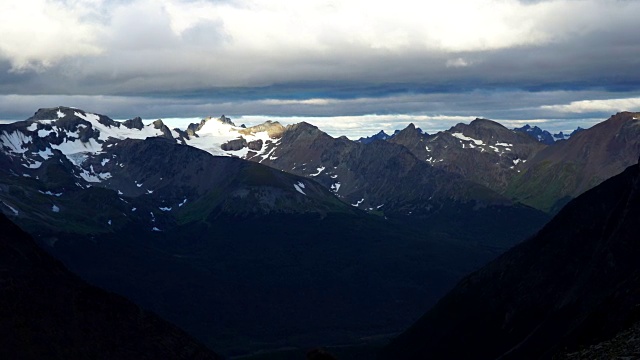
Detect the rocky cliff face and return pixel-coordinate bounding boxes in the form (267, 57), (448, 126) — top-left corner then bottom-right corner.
(357, 130), (393, 144)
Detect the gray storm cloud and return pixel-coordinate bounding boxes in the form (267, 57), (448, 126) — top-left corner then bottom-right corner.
(0, 0), (639, 137)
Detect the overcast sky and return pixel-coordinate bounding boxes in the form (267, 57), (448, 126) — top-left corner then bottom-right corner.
(1, 0), (639, 138)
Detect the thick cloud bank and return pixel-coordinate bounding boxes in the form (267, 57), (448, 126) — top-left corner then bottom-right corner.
(0, 0), (639, 136)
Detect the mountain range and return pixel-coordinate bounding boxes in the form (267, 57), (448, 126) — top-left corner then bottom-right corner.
(513, 124), (583, 145)
(1, 106), (639, 357)
(378, 113), (640, 212)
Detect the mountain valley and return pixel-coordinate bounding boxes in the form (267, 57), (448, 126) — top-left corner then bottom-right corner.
(1, 107), (639, 358)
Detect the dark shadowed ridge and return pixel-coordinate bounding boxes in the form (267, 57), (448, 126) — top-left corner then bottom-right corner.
(0, 213), (221, 359)
(380, 157), (640, 360)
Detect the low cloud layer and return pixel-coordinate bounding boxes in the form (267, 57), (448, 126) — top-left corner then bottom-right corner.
(0, 89), (630, 138)
(0, 0), (639, 138)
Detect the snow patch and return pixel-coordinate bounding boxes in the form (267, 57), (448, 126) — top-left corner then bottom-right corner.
(51, 205), (60, 213)
(37, 129), (54, 138)
(74, 110), (165, 143)
(258, 144), (277, 163)
(351, 198), (365, 207)
(78, 168), (108, 183)
(184, 117), (277, 159)
(23, 161), (42, 169)
(310, 166), (325, 177)
(38, 148), (53, 160)
(451, 132), (483, 145)
(51, 138), (102, 160)
(294, 182), (306, 195)
(1, 131), (31, 154)
(178, 198), (187, 207)
(39, 190), (63, 197)
(331, 182), (341, 193)
(152, 227), (162, 232)
(101, 158), (110, 166)
(496, 142), (513, 147)
(159, 206), (172, 211)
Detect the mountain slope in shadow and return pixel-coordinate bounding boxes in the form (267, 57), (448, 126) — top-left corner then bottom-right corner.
(381, 157), (640, 360)
(0, 213), (220, 360)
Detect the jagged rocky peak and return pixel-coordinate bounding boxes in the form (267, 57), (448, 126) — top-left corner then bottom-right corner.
(152, 119), (165, 129)
(189, 115), (237, 135)
(152, 119), (175, 139)
(391, 123), (426, 143)
(514, 124), (555, 144)
(217, 115), (235, 126)
(285, 121), (323, 135)
(122, 116), (144, 130)
(357, 130), (393, 145)
(407, 123), (426, 134)
(356, 130), (393, 144)
(515, 123), (586, 144)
